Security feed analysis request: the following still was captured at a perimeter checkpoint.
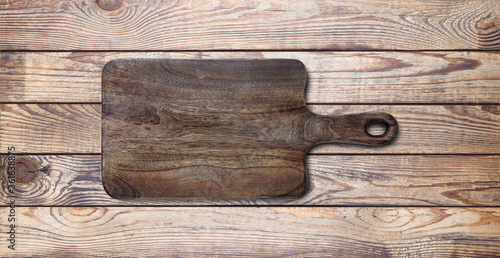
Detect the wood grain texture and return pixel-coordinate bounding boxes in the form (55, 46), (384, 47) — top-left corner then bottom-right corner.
(1, 0), (499, 50)
(102, 59), (397, 199)
(1, 206), (499, 256)
(309, 105), (500, 154)
(1, 51), (499, 103)
(0, 104), (101, 153)
(1, 104), (496, 154)
(1, 0), (498, 255)
(1, 155), (498, 206)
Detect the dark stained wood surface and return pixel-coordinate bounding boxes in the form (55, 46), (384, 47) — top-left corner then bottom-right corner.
(1, 0), (499, 50)
(1, 155), (499, 206)
(2, 51), (499, 104)
(102, 59), (397, 199)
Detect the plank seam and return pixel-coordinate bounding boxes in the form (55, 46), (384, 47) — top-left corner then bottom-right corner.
(1, 153), (498, 155)
(4, 205), (500, 208)
(1, 49), (499, 53)
(1, 103), (499, 105)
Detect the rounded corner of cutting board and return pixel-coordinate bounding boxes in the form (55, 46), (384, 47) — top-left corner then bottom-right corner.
(102, 59), (122, 76)
(101, 161), (141, 199)
(101, 168), (122, 200)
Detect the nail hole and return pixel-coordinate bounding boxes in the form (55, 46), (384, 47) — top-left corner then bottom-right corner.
(366, 121), (387, 137)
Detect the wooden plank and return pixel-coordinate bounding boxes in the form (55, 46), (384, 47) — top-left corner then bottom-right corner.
(1, 104), (497, 154)
(1, 0), (499, 51)
(0, 104), (101, 153)
(1, 51), (499, 103)
(1, 155), (498, 206)
(0, 207), (499, 256)
(308, 105), (500, 154)
(0, 52), (103, 102)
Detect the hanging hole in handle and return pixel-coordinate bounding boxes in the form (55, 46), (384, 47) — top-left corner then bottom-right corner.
(365, 120), (388, 137)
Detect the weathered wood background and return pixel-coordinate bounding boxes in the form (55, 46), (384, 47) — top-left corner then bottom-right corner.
(0, 0), (499, 256)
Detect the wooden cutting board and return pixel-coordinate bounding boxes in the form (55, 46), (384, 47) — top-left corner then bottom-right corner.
(102, 59), (398, 199)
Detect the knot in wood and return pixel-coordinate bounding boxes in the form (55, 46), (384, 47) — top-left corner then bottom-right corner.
(97, 0), (124, 11)
(15, 158), (36, 183)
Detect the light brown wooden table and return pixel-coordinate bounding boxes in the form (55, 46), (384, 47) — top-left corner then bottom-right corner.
(0, 0), (499, 256)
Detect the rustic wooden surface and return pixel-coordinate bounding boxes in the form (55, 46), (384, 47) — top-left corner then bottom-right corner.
(102, 59), (397, 199)
(1, 51), (499, 103)
(0, 207), (499, 256)
(1, 104), (497, 154)
(0, 104), (101, 153)
(1, 0), (499, 50)
(1, 0), (499, 256)
(1, 155), (498, 206)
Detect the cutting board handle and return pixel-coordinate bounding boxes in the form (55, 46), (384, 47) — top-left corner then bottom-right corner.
(305, 112), (398, 146)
